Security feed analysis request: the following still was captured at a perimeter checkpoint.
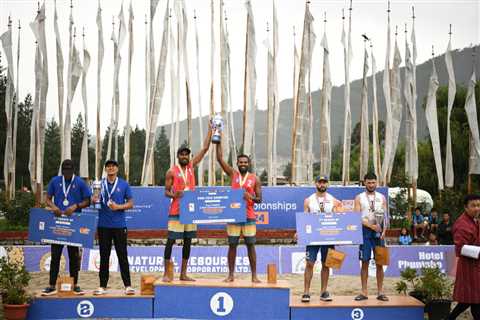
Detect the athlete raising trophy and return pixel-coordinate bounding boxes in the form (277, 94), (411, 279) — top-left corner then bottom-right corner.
(216, 141), (262, 283)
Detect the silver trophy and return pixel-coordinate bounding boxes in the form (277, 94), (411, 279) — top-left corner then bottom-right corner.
(374, 209), (385, 238)
(91, 180), (102, 209)
(211, 113), (224, 144)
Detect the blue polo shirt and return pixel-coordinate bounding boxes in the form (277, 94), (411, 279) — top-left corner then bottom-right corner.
(97, 177), (133, 228)
(413, 214), (424, 225)
(47, 175), (92, 212)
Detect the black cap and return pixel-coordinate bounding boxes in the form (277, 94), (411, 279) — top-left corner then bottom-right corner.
(177, 146), (191, 155)
(61, 159), (74, 171)
(104, 159), (119, 167)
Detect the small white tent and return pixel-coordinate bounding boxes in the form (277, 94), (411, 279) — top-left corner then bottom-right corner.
(388, 187), (434, 211)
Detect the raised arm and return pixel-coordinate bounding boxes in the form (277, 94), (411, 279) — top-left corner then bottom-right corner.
(216, 142), (234, 177)
(191, 127), (213, 167)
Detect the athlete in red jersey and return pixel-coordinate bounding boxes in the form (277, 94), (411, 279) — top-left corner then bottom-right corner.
(216, 142), (262, 283)
(162, 127), (212, 282)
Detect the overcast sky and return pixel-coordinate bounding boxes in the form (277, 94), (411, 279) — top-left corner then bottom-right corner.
(0, 0), (478, 137)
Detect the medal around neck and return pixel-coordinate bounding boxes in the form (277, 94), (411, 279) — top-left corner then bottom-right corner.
(102, 177), (119, 207)
(62, 175), (75, 208)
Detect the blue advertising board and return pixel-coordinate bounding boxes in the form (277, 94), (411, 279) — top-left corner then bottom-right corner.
(180, 188), (246, 224)
(28, 208), (97, 248)
(296, 211), (364, 245)
(13, 245), (455, 277)
(91, 186), (387, 230)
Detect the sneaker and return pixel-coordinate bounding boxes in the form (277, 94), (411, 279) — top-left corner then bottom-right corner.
(301, 294), (311, 303)
(73, 286), (85, 295)
(376, 294), (389, 301)
(125, 286), (135, 295)
(320, 291), (333, 302)
(41, 286), (57, 296)
(93, 287), (107, 295)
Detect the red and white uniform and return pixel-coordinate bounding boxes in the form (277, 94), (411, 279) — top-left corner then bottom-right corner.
(231, 171), (257, 220)
(168, 163), (196, 216)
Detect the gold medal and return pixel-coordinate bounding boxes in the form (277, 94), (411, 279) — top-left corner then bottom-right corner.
(178, 165), (190, 190)
(63, 199), (69, 207)
(239, 173), (249, 188)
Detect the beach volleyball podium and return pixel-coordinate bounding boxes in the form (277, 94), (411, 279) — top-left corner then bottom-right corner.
(153, 278), (290, 319)
(290, 295), (424, 320)
(27, 282), (424, 319)
(27, 291), (154, 319)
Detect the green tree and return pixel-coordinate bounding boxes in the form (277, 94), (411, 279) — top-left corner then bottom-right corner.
(101, 127), (126, 179)
(260, 169), (267, 185)
(127, 127), (145, 185)
(154, 126), (170, 185)
(283, 162), (291, 182)
(43, 118), (61, 184)
(71, 114), (85, 172)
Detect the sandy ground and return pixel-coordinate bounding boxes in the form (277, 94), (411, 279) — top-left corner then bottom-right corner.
(0, 272), (473, 319)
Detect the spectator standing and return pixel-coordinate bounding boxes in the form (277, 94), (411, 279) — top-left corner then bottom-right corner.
(438, 212), (454, 245)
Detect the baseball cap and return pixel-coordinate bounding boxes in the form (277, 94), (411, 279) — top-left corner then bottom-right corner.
(177, 146), (191, 155)
(104, 159), (119, 167)
(315, 175), (329, 182)
(61, 159), (74, 170)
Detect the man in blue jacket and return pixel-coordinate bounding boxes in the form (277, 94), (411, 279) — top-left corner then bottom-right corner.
(93, 160), (135, 296)
(42, 159), (91, 296)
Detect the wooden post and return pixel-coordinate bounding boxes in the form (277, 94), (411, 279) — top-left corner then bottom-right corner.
(35, 182), (42, 207)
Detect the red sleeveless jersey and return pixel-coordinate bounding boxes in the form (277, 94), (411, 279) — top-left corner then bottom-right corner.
(168, 163), (196, 216)
(231, 171), (257, 220)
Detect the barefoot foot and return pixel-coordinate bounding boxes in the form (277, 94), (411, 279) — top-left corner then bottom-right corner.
(179, 274), (196, 281)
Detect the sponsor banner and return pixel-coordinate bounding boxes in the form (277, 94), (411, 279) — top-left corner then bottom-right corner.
(279, 245), (455, 277)
(14, 243), (453, 277)
(89, 246), (279, 274)
(85, 248), (119, 272)
(254, 187), (388, 230)
(90, 186), (387, 230)
(180, 188), (246, 224)
(29, 208), (97, 248)
(296, 211), (363, 246)
(22, 246), (77, 272)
